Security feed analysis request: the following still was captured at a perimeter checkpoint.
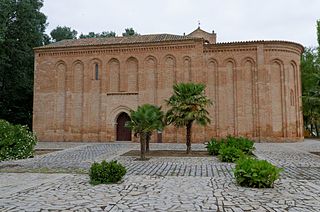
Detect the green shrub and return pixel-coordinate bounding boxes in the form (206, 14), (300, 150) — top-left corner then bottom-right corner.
(0, 119), (37, 161)
(225, 136), (255, 154)
(89, 160), (127, 185)
(205, 136), (255, 158)
(218, 145), (245, 162)
(233, 157), (283, 188)
(205, 138), (223, 155)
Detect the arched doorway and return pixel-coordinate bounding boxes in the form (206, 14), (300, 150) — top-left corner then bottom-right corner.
(116, 112), (132, 141)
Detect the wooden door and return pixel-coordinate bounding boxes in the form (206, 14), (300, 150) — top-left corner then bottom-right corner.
(116, 113), (132, 141)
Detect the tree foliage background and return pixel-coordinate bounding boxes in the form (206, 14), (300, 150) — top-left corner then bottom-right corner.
(0, 0), (47, 128)
(301, 20), (320, 137)
(0, 0), (138, 128)
(50, 26), (77, 42)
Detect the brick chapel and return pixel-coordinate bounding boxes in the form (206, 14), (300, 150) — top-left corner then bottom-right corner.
(33, 27), (304, 142)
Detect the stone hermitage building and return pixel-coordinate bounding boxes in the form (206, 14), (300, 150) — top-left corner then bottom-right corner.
(33, 27), (304, 143)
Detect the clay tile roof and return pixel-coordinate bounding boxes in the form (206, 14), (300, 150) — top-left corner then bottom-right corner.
(188, 27), (213, 36)
(35, 33), (199, 49)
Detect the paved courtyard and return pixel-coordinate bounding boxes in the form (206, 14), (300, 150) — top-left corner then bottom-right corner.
(0, 139), (320, 211)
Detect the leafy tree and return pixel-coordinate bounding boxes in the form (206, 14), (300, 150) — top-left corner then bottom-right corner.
(300, 20), (320, 137)
(42, 34), (51, 45)
(79, 32), (96, 39)
(166, 83), (212, 154)
(0, 0), (47, 128)
(79, 31), (116, 39)
(122, 28), (139, 36)
(100, 31), (116, 37)
(50, 26), (77, 42)
(126, 104), (164, 160)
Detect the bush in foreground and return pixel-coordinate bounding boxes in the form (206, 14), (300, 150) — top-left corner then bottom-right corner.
(89, 160), (127, 185)
(233, 157), (283, 188)
(0, 119), (37, 161)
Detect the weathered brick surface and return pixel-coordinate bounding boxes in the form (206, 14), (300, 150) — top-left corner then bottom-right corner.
(33, 29), (304, 142)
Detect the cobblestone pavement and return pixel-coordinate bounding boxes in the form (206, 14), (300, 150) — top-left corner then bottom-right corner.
(0, 139), (320, 211)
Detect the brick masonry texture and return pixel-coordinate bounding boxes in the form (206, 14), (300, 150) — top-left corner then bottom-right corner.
(33, 27), (304, 142)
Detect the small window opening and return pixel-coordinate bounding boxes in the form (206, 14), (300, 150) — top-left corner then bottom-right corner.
(95, 64), (99, 80)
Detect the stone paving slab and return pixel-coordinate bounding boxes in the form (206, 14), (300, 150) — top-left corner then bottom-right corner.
(1, 173), (320, 211)
(0, 173), (68, 197)
(35, 141), (90, 150)
(1, 140), (320, 211)
(2, 141), (320, 179)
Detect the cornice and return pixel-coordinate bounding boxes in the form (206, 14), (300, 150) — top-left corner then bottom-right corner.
(35, 41), (199, 57)
(204, 40), (303, 55)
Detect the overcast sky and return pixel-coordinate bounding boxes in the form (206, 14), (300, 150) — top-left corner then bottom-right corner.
(42, 0), (320, 47)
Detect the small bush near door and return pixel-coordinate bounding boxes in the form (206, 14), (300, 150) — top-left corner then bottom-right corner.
(89, 160), (127, 185)
(233, 157), (283, 188)
(0, 119), (37, 161)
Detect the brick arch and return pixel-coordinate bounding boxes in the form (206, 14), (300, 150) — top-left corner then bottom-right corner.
(109, 105), (132, 124)
(55, 60), (67, 68)
(125, 57), (138, 92)
(144, 55), (158, 64)
(143, 55), (158, 104)
(161, 54), (176, 88)
(37, 61), (54, 92)
(182, 56), (192, 82)
(219, 58), (236, 136)
(107, 58), (120, 92)
(72, 59), (84, 66)
(207, 58), (218, 66)
(270, 58), (284, 68)
(289, 60), (299, 137)
(54, 61), (67, 139)
(89, 58), (102, 80)
(70, 60), (84, 134)
(71, 60), (84, 92)
(241, 57), (255, 66)
(163, 54), (176, 65)
(223, 58), (237, 67)
(237, 57), (256, 137)
(206, 58), (218, 137)
(270, 59), (285, 137)
(55, 61), (67, 91)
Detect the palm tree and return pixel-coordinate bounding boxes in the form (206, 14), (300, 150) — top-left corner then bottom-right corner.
(166, 83), (212, 154)
(125, 104), (164, 160)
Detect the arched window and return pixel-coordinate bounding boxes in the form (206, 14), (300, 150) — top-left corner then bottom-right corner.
(95, 63), (99, 80)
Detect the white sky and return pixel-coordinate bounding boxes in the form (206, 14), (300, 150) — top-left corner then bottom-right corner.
(42, 0), (320, 47)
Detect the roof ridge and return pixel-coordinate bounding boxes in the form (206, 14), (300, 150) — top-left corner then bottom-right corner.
(215, 40), (303, 46)
(35, 33), (196, 50)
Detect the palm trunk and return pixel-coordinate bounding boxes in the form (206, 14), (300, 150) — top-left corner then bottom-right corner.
(140, 132), (146, 160)
(146, 132), (151, 153)
(186, 121), (192, 154)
